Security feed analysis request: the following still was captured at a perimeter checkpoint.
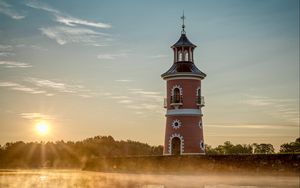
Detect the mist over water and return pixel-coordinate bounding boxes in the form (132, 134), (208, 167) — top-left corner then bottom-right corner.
(0, 170), (298, 188)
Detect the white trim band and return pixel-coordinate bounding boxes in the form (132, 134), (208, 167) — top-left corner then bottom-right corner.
(166, 109), (202, 116)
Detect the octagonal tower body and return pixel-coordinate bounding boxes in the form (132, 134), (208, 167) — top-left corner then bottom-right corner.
(161, 31), (206, 155)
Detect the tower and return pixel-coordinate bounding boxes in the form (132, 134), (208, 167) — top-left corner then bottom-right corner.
(161, 14), (206, 155)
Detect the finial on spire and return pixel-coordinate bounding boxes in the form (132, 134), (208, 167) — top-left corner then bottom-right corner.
(180, 11), (186, 34)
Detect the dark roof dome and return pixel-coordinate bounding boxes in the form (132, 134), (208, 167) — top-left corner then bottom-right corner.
(161, 61), (206, 79)
(171, 33), (196, 48)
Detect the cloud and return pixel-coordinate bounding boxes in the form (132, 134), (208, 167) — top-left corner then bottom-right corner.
(208, 124), (298, 130)
(15, 44), (48, 51)
(115, 79), (132, 82)
(243, 95), (299, 124)
(40, 26), (103, 45)
(243, 96), (272, 106)
(40, 26), (108, 45)
(0, 61), (32, 68)
(25, 77), (97, 98)
(102, 88), (164, 116)
(20, 112), (53, 120)
(26, 1), (111, 28)
(0, 44), (13, 51)
(97, 53), (127, 60)
(149, 54), (168, 59)
(110, 96), (130, 99)
(0, 52), (15, 57)
(0, 78), (96, 98)
(26, 77), (70, 91)
(0, 44), (46, 57)
(0, 44), (15, 57)
(129, 89), (163, 102)
(125, 89), (164, 115)
(0, 0), (25, 19)
(25, 1), (59, 14)
(131, 90), (160, 95)
(0, 81), (47, 94)
(118, 100), (132, 104)
(55, 15), (111, 29)
(26, 1), (111, 46)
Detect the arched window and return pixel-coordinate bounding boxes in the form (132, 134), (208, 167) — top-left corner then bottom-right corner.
(171, 85), (183, 105)
(198, 121), (202, 129)
(173, 88), (180, 103)
(200, 140), (205, 151)
(184, 50), (189, 61)
(197, 88), (201, 104)
(178, 51), (183, 61)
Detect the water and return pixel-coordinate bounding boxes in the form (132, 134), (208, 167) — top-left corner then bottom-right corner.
(0, 170), (298, 188)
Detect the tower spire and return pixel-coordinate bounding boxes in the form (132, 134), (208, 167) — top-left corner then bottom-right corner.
(181, 11), (186, 34)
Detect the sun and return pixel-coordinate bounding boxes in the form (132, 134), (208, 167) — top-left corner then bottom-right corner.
(36, 121), (49, 135)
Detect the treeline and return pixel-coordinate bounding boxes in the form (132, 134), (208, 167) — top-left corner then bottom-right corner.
(205, 138), (300, 155)
(0, 136), (163, 168)
(0, 136), (299, 168)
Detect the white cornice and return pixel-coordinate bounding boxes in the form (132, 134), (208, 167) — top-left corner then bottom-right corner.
(165, 76), (202, 81)
(163, 73), (205, 80)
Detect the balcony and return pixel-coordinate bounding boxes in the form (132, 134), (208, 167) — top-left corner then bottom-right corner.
(164, 98), (167, 108)
(170, 95), (183, 109)
(197, 96), (205, 107)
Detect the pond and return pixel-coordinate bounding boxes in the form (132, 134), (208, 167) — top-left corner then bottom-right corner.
(0, 169), (298, 188)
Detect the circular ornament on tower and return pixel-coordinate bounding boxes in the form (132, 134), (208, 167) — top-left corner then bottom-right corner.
(171, 119), (182, 129)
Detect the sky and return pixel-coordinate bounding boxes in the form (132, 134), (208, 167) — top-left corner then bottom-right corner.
(0, 0), (299, 150)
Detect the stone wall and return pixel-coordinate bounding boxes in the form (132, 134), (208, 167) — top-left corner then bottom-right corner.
(83, 154), (299, 175)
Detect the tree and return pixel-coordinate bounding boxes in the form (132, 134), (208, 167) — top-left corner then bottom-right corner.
(252, 143), (275, 154)
(205, 144), (220, 154)
(212, 141), (253, 155)
(279, 137), (300, 153)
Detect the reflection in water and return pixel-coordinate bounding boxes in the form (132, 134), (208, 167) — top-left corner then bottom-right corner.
(0, 170), (298, 188)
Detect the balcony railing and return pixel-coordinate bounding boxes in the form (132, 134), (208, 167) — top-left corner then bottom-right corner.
(197, 96), (205, 107)
(170, 95), (183, 105)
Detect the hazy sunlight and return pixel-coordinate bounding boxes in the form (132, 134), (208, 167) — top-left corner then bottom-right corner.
(36, 121), (49, 135)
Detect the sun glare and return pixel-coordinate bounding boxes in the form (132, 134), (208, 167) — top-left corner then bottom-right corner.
(36, 121), (49, 135)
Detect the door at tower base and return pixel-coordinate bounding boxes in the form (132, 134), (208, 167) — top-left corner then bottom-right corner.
(171, 137), (181, 155)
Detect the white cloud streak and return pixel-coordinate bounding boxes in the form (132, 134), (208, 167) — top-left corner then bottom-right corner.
(97, 53), (127, 60)
(0, 44), (15, 56)
(25, 77), (97, 98)
(115, 79), (132, 82)
(0, 0), (25, 19)
(207, 124), (298, 130)
(118, 100), (133, 104)
(26, 1), (111, 28)
(0, 52), (15, 57)
(25, 1), (59, 14)
(55, 15), (111, 29)
(0, 78), (97, 98)
(20, 112), (53, 120)
(0, 61), (32, 68)
(40, 26), (108, 45)
(149, 54), (168, 59)
(0, 82), (47, 94)
(0, 44), (13, 51)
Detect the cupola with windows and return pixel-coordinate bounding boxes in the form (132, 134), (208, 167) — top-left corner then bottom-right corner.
(161, 14), (206, 80)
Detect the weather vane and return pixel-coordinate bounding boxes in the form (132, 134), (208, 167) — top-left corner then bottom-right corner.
(181, 11), (186, 34)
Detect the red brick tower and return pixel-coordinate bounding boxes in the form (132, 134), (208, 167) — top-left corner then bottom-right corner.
(162, 14), (206, 155)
